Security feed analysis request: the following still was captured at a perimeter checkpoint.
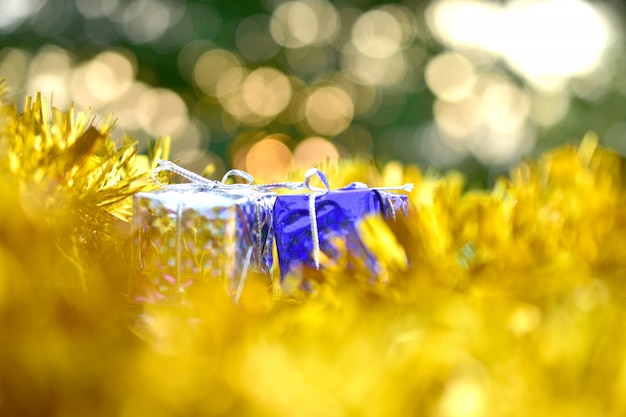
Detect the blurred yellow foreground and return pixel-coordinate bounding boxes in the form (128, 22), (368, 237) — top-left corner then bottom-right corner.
(1, 86), (626, 417)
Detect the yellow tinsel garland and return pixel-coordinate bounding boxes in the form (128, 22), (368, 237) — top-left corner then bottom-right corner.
(1, 87), (626, 416)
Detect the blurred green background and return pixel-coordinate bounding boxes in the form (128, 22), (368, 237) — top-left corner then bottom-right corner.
(1, 0), (624, 185)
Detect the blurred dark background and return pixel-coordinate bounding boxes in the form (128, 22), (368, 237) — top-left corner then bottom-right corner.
(1, 0), (625, 185)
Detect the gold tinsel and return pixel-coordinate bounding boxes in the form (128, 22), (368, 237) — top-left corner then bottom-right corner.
(1, 85), (626, 417)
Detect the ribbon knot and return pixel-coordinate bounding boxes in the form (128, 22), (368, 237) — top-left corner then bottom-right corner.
(152, 159), (219, 189)
(221, 169), (254, 185)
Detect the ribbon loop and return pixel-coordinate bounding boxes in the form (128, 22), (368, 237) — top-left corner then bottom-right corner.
(304, 168), (331, 193)
(222, 169), (254, 185)
(152, 159), (219, 189)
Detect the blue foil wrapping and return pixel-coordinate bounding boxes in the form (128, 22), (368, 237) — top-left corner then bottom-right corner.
(130, 187), (275, 304)
(273, 188), (408, 280)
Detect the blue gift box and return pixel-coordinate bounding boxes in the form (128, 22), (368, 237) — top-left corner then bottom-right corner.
(272, 182), (409, 280)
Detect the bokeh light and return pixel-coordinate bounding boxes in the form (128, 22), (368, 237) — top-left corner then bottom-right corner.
(305, 86), (354, 136)
(0, 48), (30, 91)
(70, 50), (135, 107)
(137, 88), (188, 138)
(293, 136), (339, 168)
(0, 0), (623, 182)
(241, 67), (292, 119)
(427, 0), (616, 91)
(269, 0), (339, 48)
(244, 137), (293, 182)
(0, 0), (45, 32)
(193, 49), (242, 97)
(352, 9), (403, 59)
(425, 52), (476, 103)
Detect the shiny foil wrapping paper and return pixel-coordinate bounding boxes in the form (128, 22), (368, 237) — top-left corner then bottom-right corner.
(130, 187), (275, 304)
(273, 188), (408, 280)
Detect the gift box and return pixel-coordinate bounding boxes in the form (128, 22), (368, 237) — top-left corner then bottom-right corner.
(130, 185), (275, 304)
(272, 172), (410, 281)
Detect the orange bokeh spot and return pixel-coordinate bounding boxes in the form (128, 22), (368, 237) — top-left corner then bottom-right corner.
(293, 137), (339, 168)
(245, 138), (293, 182)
